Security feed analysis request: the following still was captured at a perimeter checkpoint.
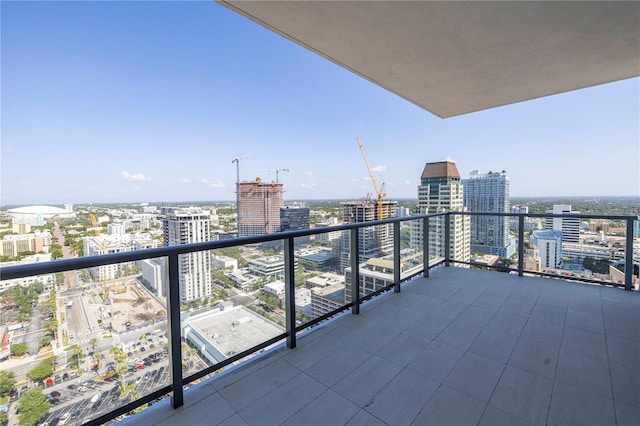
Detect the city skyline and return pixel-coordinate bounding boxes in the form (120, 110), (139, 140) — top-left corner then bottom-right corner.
(2, 1), (639, 205)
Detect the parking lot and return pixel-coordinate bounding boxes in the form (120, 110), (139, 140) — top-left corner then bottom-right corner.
(36, 360), (171, 426)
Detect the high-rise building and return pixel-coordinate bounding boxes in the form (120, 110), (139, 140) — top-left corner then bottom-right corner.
(339, 200), (397, 271)
(237, 178), (284, 237)
(280, 205), (310, 244)
(410, 161), (470, 263)
(163, 208), (212, 303)
(544, 204), (580, 243)
(531, 230), (563, 270)
(462, 170), (514, 257)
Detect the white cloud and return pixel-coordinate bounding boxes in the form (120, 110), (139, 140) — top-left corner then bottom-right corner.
(445, 156), (456, 162)
(181, 178), (191, 183)
(404, 180), (411, 185)
(301, 183), (316, 188)
(121, 171), (151, 182)
(201, 178), (224, 188)
(304, 171), (314, 178)
(371, 165), (386, 173)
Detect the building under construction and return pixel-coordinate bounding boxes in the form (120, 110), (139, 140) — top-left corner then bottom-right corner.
(237, 178), (284, 237)
(339, 200), (398, 271)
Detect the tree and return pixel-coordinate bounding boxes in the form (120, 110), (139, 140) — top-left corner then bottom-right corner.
(10, 343), (27, 357)
(0, 409), (7, 426)
(55, 272), (65, 285)
(50, 244), (63, 260)
(90, 337), (98, 353)
(67, 344), (84, 367)
(17, 389), (49, 426)
(0, 371), (15, 396)
(27, 357), (55, 382)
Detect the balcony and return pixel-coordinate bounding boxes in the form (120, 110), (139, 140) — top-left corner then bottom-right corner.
(1, 212), (638, 426)
(121, 266), (640, 426)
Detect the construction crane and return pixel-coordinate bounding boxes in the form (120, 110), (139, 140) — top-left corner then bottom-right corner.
(252, 167), (289, 183)
(275, 167), (289, 183)
(233, 153), (251, 228)
(232, 153), (252, 186)
(89, 213), (100, 236)
(356, 137), (386, 220)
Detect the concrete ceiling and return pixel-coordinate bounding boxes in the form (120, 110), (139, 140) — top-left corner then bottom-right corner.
(219, 1), (640, 118)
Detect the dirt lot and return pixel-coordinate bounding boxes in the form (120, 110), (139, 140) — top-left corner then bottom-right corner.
(96, 281), (166, 333)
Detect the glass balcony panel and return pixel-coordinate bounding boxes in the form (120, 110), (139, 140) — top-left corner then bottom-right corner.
(2, 259), (171, 426)
(181, 247), (284, 385)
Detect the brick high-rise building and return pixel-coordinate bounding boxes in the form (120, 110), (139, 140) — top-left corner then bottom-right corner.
(237, 178), (284, 237)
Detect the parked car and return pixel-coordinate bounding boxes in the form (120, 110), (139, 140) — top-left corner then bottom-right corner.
(67, 384), (77, 390)
(50, 391), (61, 398)
(54, 375), (62, 384)
(78, 386), (88, 393)
(62, 373), (69, 381)
(136, 363), (145, 369)
(59, 412), (71, 426)
(90, 393), (100, 403)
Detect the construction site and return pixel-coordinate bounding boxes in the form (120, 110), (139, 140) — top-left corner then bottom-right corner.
(89, 278), (166, 333)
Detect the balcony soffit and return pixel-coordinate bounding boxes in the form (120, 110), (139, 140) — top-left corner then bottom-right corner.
(219, 1), (640, 118)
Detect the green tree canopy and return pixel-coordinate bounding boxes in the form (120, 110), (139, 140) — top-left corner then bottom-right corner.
(10, 344), (27, 357)
(0, 371), (16, 396)
(17, 389), (49, 426)
(26, 357), (55, 382)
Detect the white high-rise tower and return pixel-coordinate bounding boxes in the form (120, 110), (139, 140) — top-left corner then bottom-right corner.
(462, 170), (514, 257)
(163, 207), (212, 303)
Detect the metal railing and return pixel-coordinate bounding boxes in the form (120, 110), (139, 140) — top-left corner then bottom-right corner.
(0, 211), (636, 425)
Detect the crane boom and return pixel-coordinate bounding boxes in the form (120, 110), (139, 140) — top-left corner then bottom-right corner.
(356, 137), (386, 220)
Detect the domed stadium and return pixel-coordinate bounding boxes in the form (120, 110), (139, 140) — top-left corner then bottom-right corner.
(6, 205), (76, 225)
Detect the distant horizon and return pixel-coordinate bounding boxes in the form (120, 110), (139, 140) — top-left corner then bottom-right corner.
(2, 195), (639, 210)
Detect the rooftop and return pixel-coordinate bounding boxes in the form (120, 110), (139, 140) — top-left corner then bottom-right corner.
(421, 161), (461, 180)
(125, 266), (640, 425)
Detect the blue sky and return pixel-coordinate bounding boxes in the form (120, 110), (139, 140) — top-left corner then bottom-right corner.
(2, 1), (639, 205)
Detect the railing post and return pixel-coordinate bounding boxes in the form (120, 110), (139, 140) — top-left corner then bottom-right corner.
(624, 217), (635, 291)
(444, 213), (451, 267)
(350, 227), (360, 314)
(423, 216), (430, 277)
(284, 237), (296, 348)
(166, 253), (183, 408)
(518, 215), (525, 277)
(393, 221), (401, 293)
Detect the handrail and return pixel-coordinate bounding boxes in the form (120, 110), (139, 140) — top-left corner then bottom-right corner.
(0, 212), (447, 280)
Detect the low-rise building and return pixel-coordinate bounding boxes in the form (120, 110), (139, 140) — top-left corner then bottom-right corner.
(0, 254), (55, 292)
(311, 282), (345, 318)
(212, 255), (238, 271)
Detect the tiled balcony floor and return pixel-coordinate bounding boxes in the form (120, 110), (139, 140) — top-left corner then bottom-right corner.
(124, 267), (640, 426)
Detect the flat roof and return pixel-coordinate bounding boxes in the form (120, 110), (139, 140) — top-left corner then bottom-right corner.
(185, 306), (283, 360)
